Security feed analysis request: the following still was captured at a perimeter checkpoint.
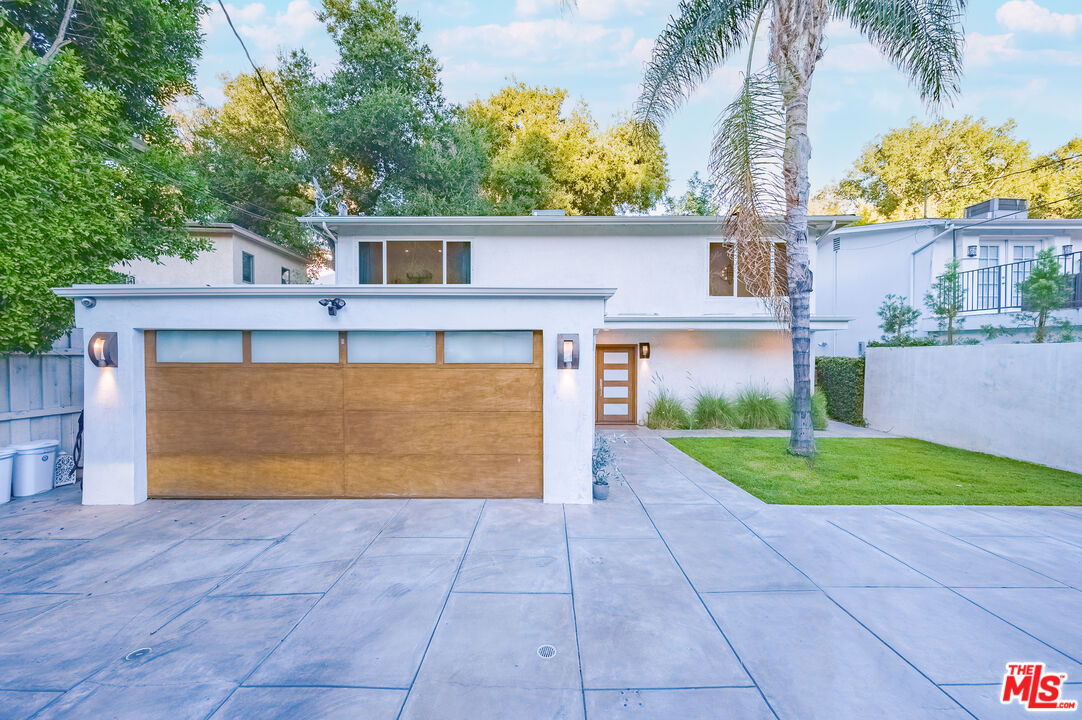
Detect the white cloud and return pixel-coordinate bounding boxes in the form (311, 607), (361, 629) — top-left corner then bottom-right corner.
(966, 32), (1020, 67)
(436, 19), (638, 68)
(996, 0), (1082, 36)
(819, 42), (888, 73)
(515, 0), (665, 21)
(202, 0), (325, 61)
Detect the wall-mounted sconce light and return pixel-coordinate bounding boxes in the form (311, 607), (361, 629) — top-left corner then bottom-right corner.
(1064, 244), (1074, 256)
(966, 245), (978, 258)
(88, 332), (118, 367)
(556, 333), (579, 369)
(319, 297), (346, 316)
(639, 342), (651, 359)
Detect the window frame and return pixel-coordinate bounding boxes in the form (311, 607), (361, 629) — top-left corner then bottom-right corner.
(357, 238), (472, 286)
(241, 251), (255, 284)
(707, 239), (789, 298)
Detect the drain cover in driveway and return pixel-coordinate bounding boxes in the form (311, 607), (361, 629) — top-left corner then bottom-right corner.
(123, 648), (151, 661)
(537, 644), (557, 658)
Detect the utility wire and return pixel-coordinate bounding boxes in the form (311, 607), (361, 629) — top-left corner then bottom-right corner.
(936, 153), (1082, 194)
(215, 0), (304, 147)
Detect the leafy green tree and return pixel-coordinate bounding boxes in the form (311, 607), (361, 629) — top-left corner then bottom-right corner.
(1017, 249), (1071, 343)
(876, 294), (921, 345)
(467, 82), (668, 215)
(664, 172), (719, 215)
(821, 117), (1082, 221)
(924, 258), (966, 345)
(0, 3), (210, 353)
(636, 0), (966, 456)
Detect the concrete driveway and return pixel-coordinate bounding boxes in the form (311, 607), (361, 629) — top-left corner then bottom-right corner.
(1, 432), (1081, 719)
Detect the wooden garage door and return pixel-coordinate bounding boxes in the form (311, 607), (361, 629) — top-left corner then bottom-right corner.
(144, 330), (542, 499)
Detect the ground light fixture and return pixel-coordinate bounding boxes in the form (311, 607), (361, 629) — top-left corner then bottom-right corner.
(639, 342), (651, 359)
(88, 332), (118, 367)
(556, 334), (579, 369)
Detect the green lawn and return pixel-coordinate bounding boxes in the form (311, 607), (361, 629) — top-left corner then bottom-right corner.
(668, 437), (1082, 505)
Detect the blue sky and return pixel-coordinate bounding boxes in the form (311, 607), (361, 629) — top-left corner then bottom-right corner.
(197, 0), (1082, 198)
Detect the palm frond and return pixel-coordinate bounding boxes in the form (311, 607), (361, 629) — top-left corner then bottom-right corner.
(635, 0), (768, 126)
(709, 69), (789, 322)
(834, 0), (966, 105)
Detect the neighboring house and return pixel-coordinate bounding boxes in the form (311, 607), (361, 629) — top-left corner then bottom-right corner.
(58, 212), (855, 506)
(815, 198), (1082, 356)
(117, 223), (309, 285)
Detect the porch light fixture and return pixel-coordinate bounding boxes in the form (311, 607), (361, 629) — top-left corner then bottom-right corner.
(639, 342), (650, 359)
(966, 245), (978, 258)
(556, 334), (579, 369)
(88, 332), (118, 367)
(1064, 244), (1073, 255)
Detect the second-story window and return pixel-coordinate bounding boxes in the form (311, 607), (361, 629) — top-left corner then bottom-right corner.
(241, 251), (254, 284)
(709, 241), (787, 297)
(356, 240), (471, 285)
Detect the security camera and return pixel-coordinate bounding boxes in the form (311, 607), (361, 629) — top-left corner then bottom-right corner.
(80, 297), (96, 309)
(318, 297), (346, 316)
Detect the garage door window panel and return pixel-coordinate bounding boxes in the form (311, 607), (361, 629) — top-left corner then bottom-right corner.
(156, 331), (243, 363)
(347, 331), (436, 364)
(251, 331), (340, 363)
(444, 331), (534, 364)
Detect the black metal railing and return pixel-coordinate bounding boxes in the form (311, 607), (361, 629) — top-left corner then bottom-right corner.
(956, 251), (1082, 313)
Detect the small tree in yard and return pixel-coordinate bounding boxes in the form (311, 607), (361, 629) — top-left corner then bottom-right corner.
(1017, 249), (1070, 343)
(877, 294), (921, 345)
(925, 259), (966, 345)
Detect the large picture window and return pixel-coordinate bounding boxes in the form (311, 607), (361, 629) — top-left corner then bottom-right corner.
(356, 240), (471, 285)
(709, 241), (788, 297)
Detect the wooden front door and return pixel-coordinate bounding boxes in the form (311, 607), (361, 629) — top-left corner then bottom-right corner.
(595, 344), (636, 424)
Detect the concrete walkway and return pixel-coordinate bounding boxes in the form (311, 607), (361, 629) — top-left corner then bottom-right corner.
(654, 419), (898, 439)
(1, 436), (1080, 719)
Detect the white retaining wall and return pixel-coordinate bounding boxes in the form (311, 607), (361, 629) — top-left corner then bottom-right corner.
(864, 343), (1082, 473)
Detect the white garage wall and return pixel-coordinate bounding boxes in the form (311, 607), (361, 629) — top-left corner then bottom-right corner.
(597, 329), (794, 424)
(864, 343), (1082, 473)
(67, 288), (606, 505)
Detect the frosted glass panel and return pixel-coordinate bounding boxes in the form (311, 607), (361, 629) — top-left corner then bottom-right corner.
(156, 331), (242, 363)
(603, 352), (628, 364)
(444, 331), (533, 364)
(251, 331), (339, 363)
(603, 368), (628, 381)
(348, 331), (436, 363)
(603, 403), (629, 415)
(603, 386), (629, 399)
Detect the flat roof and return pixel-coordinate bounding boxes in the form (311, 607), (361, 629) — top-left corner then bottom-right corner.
(299, 214), (859, 237)
(54, 285), (617, 300)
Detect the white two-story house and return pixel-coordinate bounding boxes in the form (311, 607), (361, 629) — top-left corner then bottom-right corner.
(815, 198), (1082, 356)
(58, 212), (855, 507)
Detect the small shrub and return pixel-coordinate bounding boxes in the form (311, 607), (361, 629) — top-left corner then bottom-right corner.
(814, 356), (865, 425)
(592, 433), (617, 482)
(690, 389), (736, 429)
(781, 390), (828, 431)
(645, 387), (691, 429)
(733, 387), (786, 429)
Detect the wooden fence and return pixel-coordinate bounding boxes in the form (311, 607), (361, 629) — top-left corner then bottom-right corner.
(0, 330), (83, 456)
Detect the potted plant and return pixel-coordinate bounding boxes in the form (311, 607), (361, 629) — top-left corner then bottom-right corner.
(592, 434), (615, 500)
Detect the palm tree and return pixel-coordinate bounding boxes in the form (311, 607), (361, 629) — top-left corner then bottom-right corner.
(637, 0), (966, 456)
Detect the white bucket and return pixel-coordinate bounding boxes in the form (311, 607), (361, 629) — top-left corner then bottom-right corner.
(0, 446), (14, 504)
(12, 439), (59, 497)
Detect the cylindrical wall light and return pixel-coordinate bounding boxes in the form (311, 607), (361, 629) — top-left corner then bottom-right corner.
(556, 333), (579, 369)
(88, 332), (118, 367)
(639, 342), (651, 359)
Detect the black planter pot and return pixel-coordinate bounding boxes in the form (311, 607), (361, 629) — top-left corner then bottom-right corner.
(592, 480), (610, 501)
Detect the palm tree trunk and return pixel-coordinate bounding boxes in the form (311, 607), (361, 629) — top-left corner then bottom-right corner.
(771, 0), (828, 457)
(782, 87), (815, 456)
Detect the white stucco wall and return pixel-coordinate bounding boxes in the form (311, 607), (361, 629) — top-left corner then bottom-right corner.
(597, 329), (793, 424)
(233, 235), (307, 284)
(116, 232), (307, 286)
(67, 288), (605, 505)
(864, 343), (1082, 473)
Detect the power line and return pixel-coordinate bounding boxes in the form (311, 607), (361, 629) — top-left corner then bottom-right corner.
(215, 0), (303, 146)
(937, 153), (1082, 194)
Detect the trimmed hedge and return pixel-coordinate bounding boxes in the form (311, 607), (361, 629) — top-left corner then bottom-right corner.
(815, 356), (865, 425)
